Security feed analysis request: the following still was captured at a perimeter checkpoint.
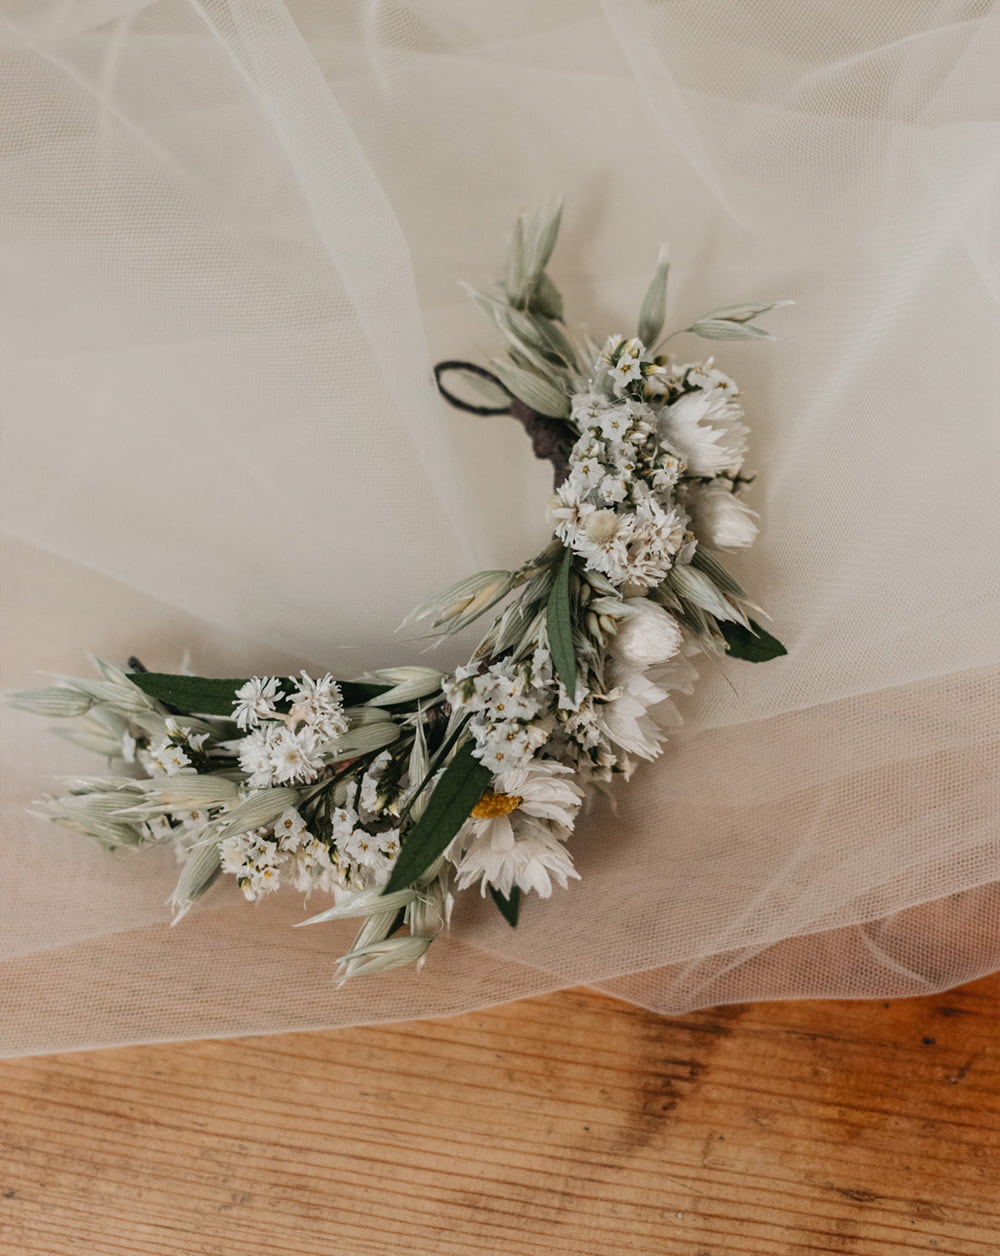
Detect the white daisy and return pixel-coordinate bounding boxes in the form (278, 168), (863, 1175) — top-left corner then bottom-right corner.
(453, 814), (579, 899)
(450, 757), (583, 874)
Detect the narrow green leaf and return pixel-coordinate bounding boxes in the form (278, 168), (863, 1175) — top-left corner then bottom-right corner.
(546, 547), (577, 700)
(383, 740), (492, 894)
(637, 246), (669, 347)
(721, 619), (788, 663)
(489, 884), (521, 928)
(129, 672), (387, 717)
(127, 673), (244, 715)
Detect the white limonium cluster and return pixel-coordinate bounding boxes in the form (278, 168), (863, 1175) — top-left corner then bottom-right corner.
(218, 804), (402, 902)
(551, 340), (756, 591)
(10, 202), (786, 983)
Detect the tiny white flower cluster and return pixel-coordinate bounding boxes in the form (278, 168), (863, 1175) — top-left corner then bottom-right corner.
(551, 339), (757, 589)
(235, 672), (348, 789)
(140, 718), (209, 777)
(444, 651), (555, 776)
(220, 806), (338, 899)
(219, 804), (402, 901)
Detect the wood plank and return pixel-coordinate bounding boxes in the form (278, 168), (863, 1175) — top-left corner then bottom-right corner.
(1, 975), (997, 1255)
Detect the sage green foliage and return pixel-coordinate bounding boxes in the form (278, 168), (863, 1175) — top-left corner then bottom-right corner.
(171, 841), (222, 921)
(463, 202), (584, 417)
(687, 301), (791, 342)
(638, 247), (670, 347)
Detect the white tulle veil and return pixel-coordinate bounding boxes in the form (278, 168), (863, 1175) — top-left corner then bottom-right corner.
(1, 0), (997, 1056)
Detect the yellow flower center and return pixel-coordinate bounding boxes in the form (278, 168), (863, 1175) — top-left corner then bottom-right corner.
(471, 791), (523, 819)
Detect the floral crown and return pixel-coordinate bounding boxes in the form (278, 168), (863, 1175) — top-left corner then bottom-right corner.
(9, 204), (787, 982)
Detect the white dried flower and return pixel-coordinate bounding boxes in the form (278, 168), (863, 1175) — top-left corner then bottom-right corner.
(238, 726), (278, 788)
(269, 726), (324, 785)
(233, 676), (285, 731)
(287, 671), (348, 738)
(660, 385), (749, 477)
(685, 480), (759, 549)
(595, 665), (670, 762)
(608, 598), (683, 667)
(273, 806), (309, 851)
(453, 815), (579, 900)
(146, 739), (194, 776)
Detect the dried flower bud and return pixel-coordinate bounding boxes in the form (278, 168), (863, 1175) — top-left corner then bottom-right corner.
(608, 598), (683, 667)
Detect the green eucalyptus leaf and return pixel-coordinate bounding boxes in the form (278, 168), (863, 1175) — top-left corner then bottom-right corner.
(546, 547), (577, 700)
(383, 740), (492, 894)
(721, 619), (788, 663)
(489, 884), (521, 928)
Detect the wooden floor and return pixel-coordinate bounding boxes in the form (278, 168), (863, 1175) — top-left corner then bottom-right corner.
(0, 975), (997, 1256)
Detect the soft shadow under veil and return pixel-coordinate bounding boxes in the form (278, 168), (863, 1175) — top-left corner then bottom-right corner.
(1, 0), (998, 1056)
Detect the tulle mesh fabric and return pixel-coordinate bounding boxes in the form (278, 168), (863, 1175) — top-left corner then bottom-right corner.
(1, 0), (997, 1056)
